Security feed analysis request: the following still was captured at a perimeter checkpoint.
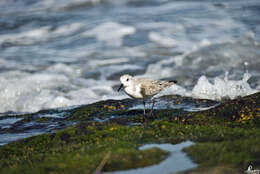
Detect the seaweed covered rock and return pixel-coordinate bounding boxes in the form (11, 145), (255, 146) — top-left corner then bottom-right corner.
(0, 92), (259, 174)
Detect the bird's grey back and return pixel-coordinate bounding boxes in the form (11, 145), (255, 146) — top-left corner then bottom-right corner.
(134, 78), (174, 97)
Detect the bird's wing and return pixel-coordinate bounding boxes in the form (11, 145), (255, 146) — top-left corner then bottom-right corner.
(136, 78), (173, 97)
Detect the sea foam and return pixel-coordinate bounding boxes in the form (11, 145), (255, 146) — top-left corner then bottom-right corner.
(160, 72), (258, 101)
(191, 72), (258, 100)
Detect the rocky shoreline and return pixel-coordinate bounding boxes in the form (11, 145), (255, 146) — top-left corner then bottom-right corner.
(0, 92), (259, 174)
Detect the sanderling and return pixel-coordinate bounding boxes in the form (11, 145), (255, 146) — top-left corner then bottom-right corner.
(118, 74), (177, 115)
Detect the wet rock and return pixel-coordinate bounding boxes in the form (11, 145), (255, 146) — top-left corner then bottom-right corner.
(0, 92), (259, 174)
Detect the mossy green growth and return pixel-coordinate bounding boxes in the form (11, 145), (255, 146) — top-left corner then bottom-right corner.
(1, 119), (260, 174)
(184, 137), (260, 168)
(0, 122), (171, 174)
(0, 92), (260, 174)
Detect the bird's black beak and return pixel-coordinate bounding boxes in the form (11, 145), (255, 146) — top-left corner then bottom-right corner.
(117, 84), (123, 92)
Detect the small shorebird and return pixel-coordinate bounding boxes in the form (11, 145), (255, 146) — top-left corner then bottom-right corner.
(118, 74), (177, 115)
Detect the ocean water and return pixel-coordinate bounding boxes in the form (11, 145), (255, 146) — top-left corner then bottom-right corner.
(0, 0), (259, 114)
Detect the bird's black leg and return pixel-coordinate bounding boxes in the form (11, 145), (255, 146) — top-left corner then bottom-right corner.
(149, 99), (155, 116)
(143, 99), (146, 115)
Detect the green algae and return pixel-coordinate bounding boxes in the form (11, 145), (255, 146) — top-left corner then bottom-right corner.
(184, 137), (260, 167)
(0, 123), (170, 174)
(0, 92), (260, 174)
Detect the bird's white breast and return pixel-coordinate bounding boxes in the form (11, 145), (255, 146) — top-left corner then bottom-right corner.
(124, 83), (143, 99)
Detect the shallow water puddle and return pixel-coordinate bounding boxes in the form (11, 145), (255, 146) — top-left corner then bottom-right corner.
(106, 141), (197, 174)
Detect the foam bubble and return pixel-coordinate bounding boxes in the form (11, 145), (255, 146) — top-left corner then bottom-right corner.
(89, 58), (129, 67)
(0, 23), (83, 46)
(0, 27), (50, 45)
(0, 63), (127, 113)
(0, 71), (71, 113)
(82, 22), (136, 47)
(35, 0), (102, 10)
(145, 71), (258, 102)
(191, 72), (258, 101)
(52, 22), (84, 36)
(45, 63), (82, 78)
(148, 32), (177, 48)
(155, 84), (187, 98)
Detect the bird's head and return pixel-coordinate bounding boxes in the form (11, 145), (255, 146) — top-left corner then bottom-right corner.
(118, 74), (133, 91)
